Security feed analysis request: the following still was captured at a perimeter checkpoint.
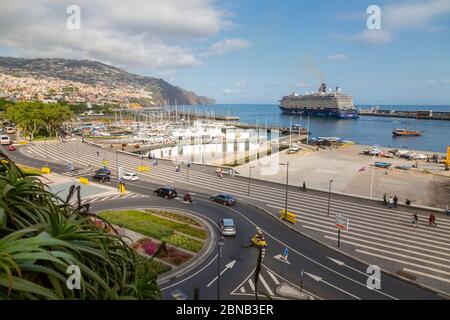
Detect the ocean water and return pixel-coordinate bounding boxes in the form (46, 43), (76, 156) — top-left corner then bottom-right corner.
(181, 104), (450, 153)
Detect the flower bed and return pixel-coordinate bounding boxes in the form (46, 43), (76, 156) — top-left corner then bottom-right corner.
(147, 210), (201, 227)
(99, 210), (206, 252)
(137, 238), (193, 267)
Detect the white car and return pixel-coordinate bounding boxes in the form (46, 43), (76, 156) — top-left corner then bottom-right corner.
(122, 173), (139, 181)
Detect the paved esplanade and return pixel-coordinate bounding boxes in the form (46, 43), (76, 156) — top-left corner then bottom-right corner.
(12, 139), (450, 299)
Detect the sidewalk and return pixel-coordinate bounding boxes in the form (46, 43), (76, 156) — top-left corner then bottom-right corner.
(247, 198), (450, 297)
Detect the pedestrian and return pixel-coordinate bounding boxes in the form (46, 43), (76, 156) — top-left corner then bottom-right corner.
(96, 151), (100, 157)
(388, 197), (394, 209)
(302, 181), (306, 192)
(393, 195), (398, 208)
(412, 213), (419, 228)
(176, 165), (180, 173)
(383, 193), (387, 206)
(428, 214), (437, 228)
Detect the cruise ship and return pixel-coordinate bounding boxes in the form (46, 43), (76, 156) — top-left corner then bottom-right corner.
(279, 83), (359, 119)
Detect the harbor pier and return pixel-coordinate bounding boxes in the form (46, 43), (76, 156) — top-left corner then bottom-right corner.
(359, 109), (450, 121)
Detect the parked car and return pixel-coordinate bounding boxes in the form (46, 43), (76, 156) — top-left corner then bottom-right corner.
(7, 145), (16, 151)
(92, 172), (111, 182)
(122, 173), (139, 181)
(154, 187), (177, 199)
(210, 194), (237, 206)
(95, 167), (111, 175)
(219, 219), (237, 236)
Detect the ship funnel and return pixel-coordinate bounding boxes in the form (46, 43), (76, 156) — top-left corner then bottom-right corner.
(319, 82), (327, 93)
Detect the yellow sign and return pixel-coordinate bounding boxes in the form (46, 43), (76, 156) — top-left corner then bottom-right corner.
(102, 160), (109, 166)
(279, 209), (297, 224)
(41, 167), (51, 174)
(137, 165), (150, 172)
(19, 140), (29, 145)
(446, 146), (450, 164)
(79, 177), (89, 185)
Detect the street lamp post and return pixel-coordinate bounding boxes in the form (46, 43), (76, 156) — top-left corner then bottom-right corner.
(44, 136), (49, 168)
(247, 166), (254, 196)
(280, 162), (290, 214)
(216, 237), (225, 300)
(327, 179), (333, 216)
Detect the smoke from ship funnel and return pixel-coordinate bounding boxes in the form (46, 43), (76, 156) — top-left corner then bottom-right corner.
(303, 55), (324, 83)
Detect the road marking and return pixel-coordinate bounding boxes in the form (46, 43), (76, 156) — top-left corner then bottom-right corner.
(266, 270), (280, 286)
(206, 260), (237, 287)
(248, 278), (255, 292)
(326, 236), (450, 270)
(355, 250), (450, 277)
(226, 206), (397, 299)
(240, 286), (246, 293)
(304, 272), (361, 300)
(259, 274), (274, 296)
(403, 268), (450, 284)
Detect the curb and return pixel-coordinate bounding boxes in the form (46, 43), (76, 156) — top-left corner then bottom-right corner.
(240, 199), (450, 300)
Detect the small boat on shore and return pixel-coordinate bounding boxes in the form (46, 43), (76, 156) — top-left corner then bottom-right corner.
(374, 162), (392, 168)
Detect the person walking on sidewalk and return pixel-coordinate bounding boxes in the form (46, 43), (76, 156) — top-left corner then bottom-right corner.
(383, 193), (387, 206)
(410, 213), (419, 228)
(302, 182), (306, 192)
(429, 214), (437, 228)
(388, 196), (394, 209)
(393, 195), (398, 208)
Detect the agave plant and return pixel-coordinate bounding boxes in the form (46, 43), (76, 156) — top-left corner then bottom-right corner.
(0, 153), (161, 300)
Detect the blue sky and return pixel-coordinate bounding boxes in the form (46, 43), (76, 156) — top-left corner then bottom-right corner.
(1, 0), (450, 105)
(173, 0), (450, 105)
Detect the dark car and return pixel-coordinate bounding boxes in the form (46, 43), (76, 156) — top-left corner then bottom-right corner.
(92, 172), (111, 182)
(154, 187), (177, 199)
(210, 194), (236, 206)
(95, 168), (111, 175)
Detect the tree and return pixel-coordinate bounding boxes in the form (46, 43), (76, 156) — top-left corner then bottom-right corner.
(5, 102), (74, 139)
(5, 102), (45, 140)
(41, 103), (74, 137)
(0, 154), (161, 300)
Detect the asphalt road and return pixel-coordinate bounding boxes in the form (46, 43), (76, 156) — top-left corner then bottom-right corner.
(3, 142), (446, 300)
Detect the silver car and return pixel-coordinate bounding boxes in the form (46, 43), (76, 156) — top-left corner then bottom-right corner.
(219, 219), (237, 236)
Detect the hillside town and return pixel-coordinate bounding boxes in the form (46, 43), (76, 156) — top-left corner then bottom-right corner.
(0, 73), (155, 106)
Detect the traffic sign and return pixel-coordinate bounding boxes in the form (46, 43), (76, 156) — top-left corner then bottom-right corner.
(336, 214), (350, 231)
(283, 247), (289, 260)
(300, 268), (304, 278)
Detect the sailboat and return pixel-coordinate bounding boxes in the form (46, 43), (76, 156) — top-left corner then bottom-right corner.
(393, 112), (423, 137)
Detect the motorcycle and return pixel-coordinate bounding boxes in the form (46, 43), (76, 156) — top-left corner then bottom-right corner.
(251, 235), (267, 248)
(183, 193), (193, 203)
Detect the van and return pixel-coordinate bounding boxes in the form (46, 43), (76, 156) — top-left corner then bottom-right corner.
(5, 127), (15, 134)
(0, 135), (11, 145)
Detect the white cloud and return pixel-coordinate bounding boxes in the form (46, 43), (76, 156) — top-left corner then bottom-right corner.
(349, 30), (394, 44)
(323, 54), (349, 61)
(332, 0), (450, 45)
(0, 0), (234, 71)
(427, 79), (450, 87)
(201, 38), (253, 57)
(384, 0), (450, 29)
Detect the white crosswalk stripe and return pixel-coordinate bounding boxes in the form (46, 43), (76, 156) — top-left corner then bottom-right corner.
(70, 192), (148, 206)
(25, 141), (450, 288)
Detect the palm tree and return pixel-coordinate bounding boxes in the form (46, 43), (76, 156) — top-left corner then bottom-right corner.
(0, 153), (160, 300)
